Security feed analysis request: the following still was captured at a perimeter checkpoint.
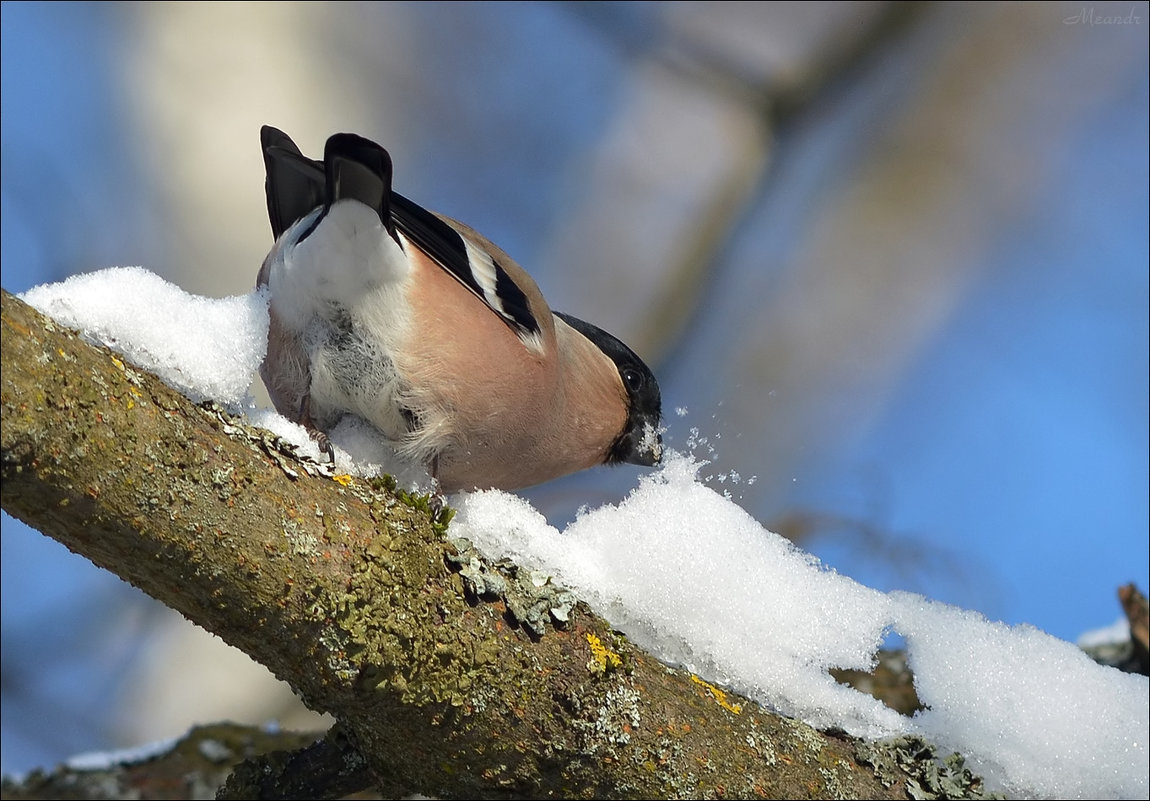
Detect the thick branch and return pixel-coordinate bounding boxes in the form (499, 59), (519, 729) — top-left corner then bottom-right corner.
(2, 290), (921, 799)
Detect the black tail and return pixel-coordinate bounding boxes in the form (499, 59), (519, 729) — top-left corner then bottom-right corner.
(260, 125), (324, 240)
(323, 133), (394, 236)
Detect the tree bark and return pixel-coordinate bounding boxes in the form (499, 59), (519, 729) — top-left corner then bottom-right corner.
(2, 290), (967, 799)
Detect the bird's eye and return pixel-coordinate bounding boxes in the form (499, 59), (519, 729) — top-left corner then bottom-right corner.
(621, 367), (644, 393)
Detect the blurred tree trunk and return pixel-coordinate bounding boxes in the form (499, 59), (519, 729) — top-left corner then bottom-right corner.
(2, 290), (973, 800)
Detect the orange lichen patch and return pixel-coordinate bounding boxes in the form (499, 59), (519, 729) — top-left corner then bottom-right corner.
(586, 632), (623, 674)
(690, 675), (742, 714)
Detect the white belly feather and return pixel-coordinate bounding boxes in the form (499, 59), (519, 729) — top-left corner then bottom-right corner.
(266, 200), (416, 440)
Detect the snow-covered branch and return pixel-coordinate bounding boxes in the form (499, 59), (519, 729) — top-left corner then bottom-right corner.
(2, 289), (928, 798)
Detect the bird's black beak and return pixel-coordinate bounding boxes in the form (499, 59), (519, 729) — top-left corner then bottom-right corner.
(619, 420), (663, 466)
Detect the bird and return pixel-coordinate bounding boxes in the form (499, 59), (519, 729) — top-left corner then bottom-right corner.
(256, 126), (663, 492)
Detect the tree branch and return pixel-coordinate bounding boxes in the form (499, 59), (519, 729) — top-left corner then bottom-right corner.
(2, 289), (943, 799)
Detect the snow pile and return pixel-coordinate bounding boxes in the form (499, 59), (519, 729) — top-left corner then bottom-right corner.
(20, 266), (267, 409)
(16, 268), (1149, 799)
(451, 456), (1148, 799)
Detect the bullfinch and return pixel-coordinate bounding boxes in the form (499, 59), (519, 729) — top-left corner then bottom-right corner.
(257, 127), (663, 492)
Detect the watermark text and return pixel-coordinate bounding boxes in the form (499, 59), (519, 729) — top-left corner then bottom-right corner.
(1064, 6), (1143, 25)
